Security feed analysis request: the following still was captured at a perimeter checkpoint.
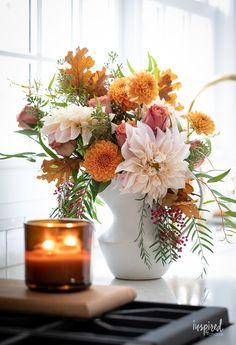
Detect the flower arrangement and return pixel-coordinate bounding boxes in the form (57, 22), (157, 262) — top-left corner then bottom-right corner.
(1, 47), (236, 274)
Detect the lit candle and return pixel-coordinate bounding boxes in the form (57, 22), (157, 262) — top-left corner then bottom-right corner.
(24, 220), (93, 292)
(42, 239), (55, 252)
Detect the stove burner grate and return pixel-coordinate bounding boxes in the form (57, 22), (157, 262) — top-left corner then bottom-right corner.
(0, 301), (229, 345)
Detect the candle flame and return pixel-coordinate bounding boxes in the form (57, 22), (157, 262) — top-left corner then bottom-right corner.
(63, 235), (78, 247)
(42, 239), (55, 251)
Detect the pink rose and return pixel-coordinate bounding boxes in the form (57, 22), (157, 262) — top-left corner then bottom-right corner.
(116, 121), (136, 147)
(190, 140), (205, 168)
(190, 140), (201, 149)
(143, 104), (169, 131)
(50, 140), (77, 157)
(88, 95), (112, 113)
(16, 105), (38, 129)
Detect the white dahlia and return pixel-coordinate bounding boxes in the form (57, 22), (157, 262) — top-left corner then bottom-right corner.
(116, 122), (191, 205)
(42, 104), (95, 145)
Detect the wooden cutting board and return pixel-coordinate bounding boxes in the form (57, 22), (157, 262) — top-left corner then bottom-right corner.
(0, 279), (136, 318)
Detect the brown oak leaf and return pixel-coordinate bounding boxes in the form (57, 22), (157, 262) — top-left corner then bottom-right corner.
(90, 67), (107, 97)
(182, 183), (194, 195)
(162, 183), (200, 218)
(162, 190), (178, 207)
(174, 204), (200, 219)
(60, 47), (108, 98)
(158, 69), (183, 110)
(37, 158), (81, 187)
(60, 47), (94, 90)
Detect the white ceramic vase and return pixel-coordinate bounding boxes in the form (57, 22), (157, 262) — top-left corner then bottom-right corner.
(98, 185), (170, 280)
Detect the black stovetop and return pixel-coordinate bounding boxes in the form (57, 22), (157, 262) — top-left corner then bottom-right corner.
(0, 301), (230, 345)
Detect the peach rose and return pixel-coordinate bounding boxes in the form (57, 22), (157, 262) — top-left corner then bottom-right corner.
(143, 104), (169, 131)
(50, 140), (77, 157)
(88, 95), (112, 113)
(116, 121), (136, 147)
(16, 105), (38, 129)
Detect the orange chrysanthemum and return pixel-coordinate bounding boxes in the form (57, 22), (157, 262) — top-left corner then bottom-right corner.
(187, 111), (215, 136)
(109, 77), (138, 111)
(158, 69), (183, 110)
(83, 140), (123, 182)
(127, 71), (158, 105)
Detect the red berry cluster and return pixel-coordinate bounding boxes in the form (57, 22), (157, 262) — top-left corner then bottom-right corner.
(167, 208), (185, 228)
(151, 204), (166, 224)
(151, 204), (188, 253)
(159, 229), (188, 252)
(54, 182), (85, 218)
(151, 204), (185, 228)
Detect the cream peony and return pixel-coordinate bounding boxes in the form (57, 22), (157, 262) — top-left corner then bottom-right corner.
(42, 104), (95, 145)
(116, 122), (191, 205)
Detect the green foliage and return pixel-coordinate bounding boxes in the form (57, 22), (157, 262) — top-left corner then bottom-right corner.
(91, 106), (113, 142)
(110, 102), (134, 124)
(150, 215), (188, 265)
(136, 191), (217, 276)
(127, 60), (135, 74)
(207, 169), (230, 183)
(187, 139), (211, 171)
(0, 152), (46, 162)
(57, 73), (88, 106)
(136, 200), (152, 269)
(137, 202), (190, 268)
(25, 80), (49, 113)
(51, 172), (101, 222)
(219, 196), (236, 204)
(15, 129), (38, 136)
(187, 217), (213, 277)
(38, 132), (58, 159)
(147, 53), (159, 78)
(104, 51), (124, 79)
(76, 136), (88, 157)
(195, 173), (236, 241)
(48, 74), (56, 91)
(224, 218), (236, 230)
(91, 180), (111, 195)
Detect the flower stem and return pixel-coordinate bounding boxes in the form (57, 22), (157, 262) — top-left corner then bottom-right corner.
(136, 105), (142, 122)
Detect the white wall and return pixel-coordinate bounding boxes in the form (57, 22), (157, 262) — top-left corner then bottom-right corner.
(0, 159), (56, 277)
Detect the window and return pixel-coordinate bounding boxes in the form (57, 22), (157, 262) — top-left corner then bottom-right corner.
(0, 0), (120, 155)
(0, 0), (235, 201)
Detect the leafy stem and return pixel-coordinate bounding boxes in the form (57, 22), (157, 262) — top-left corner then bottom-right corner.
(38, 132), (58, 159)
(136, 105), (142, 122)
(193, 222), (211, 277)
(136, 198), (152, 269)
(186, 216), (214, 277)
(199, 178), (229, 242)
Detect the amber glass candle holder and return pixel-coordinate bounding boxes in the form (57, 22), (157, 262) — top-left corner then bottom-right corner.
(24, 219), (93, 292)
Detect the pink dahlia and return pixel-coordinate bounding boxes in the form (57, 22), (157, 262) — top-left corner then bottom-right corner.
(116, 122), (191, 205)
